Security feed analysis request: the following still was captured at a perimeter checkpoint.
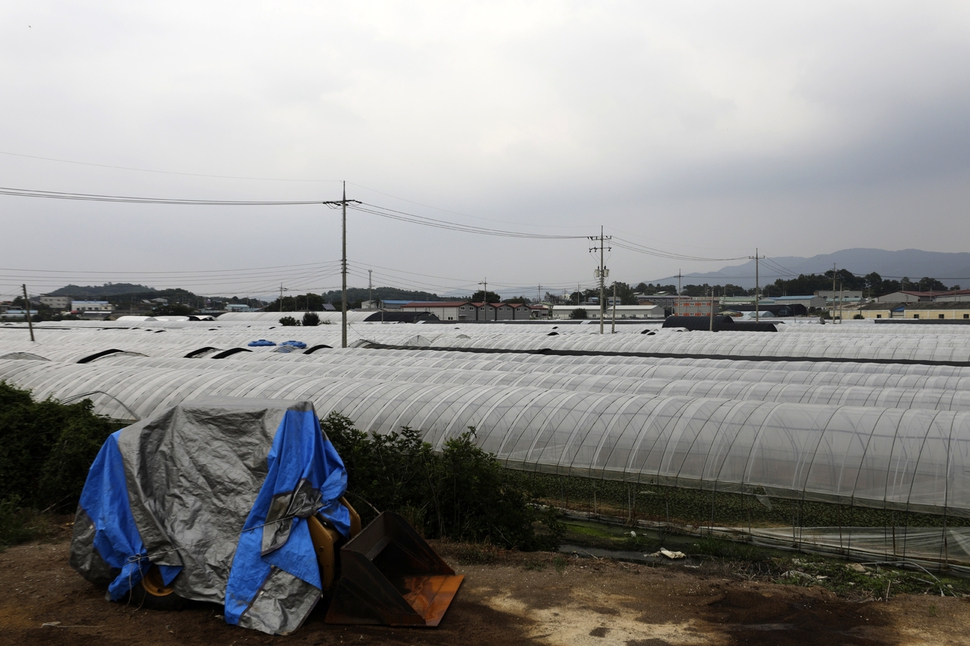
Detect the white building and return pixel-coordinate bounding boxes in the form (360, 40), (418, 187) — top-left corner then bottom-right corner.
(73, 300), (113, 312)
(550, 304), (664, 320)
(225, 303), (259, 313)
(40, 296), (71, 310)
(400, 301), (475, 321)
(0, 308), (30, 319)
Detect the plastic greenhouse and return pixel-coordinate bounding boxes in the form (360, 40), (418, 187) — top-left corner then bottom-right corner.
(3, 318), (970, 571)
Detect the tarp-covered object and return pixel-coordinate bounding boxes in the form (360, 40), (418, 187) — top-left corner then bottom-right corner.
(70, 398), (350, 635)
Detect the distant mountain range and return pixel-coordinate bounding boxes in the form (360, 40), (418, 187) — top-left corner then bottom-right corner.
(657, 249), (970, 290)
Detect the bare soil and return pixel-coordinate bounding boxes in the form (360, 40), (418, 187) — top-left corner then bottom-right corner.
(3, 536), (970, 646)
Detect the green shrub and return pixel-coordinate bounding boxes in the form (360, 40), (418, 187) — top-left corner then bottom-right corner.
(321, 412), (563, 551)
(0, 382), (119, 513)
(302, 312), (320, 327)
(279, 316), (299, 326)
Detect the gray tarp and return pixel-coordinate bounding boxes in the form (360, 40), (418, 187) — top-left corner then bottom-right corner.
(70, 398), (350, 634)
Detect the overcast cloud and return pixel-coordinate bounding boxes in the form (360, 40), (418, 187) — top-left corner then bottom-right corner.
(2, 1), (968, 300)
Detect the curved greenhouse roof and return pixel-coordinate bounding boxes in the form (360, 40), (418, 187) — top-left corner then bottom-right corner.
(5, 318), (970, 562)
(73, 353), (970, 412)
(6, 320), (970, 365)
(2, 355), (970, 521)
(217, 311), (375, 324)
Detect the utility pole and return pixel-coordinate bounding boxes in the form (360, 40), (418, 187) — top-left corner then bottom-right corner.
(368, 269), (373, 307)
(611, 282), (617, 334)
(279, 283), (287, 312)
(479, 278), (488, 321)
(589, 226), (611, 334)
(341, 181), (348, 347)
(839, 280), (845, 324)
(832, 263), (838, 323)
(709, 286), (715, 332)
(749, 249), (764, 321)
(315, 186), (360, 345)
(676, 269), (683, 317)
(22, 284), (34, 342)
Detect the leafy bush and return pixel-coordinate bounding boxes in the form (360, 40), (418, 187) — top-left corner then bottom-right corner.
(302, 312), (320, 327)
(569, 308), (588, 319)
(321, 412), (562, 551)
(279, 316), (299, 326)
(0, 382), (119, 514)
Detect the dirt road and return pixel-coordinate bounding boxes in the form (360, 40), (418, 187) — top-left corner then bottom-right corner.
(2, 538), (969, 646)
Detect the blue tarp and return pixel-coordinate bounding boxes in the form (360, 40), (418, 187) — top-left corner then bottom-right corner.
(71, 399), (349, 634)
(224, 408), (348, 625)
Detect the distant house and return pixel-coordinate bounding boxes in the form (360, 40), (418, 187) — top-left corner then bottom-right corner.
(225, 303), (258, 313)
(73, 300), (113, 312)
(858, 301), (970, 321)
(362, 311), (438, 323)
(550, 304), (664, 320)
(640, 295), (720, 315)
(816, 290), (863, 304)
(398, 300), (544, 321)
(0, 308), (30, 320)
(876, 289), (970, 304)
(400, 301), (474, 321)
(528, 305), (551, 319)
(40, 296), (71, 310)
(674, 297), (719, 317)
(769, 295), (827, 310)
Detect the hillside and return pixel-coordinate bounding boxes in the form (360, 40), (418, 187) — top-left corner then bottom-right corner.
(47, 283), (158, 298)
(663, 248), (970, 289)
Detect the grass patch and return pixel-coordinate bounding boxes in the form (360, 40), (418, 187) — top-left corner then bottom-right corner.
(562, 520), (658, 552)
(553, 555), (568, 577)
(0, 503), (70, 550)
(450, 542), (503, 565)
(523, 559), (547, 572)
(0, 498), (37, 548)
(767, 555), (970, 600)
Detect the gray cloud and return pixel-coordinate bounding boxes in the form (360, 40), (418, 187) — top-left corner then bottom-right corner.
(2, 2), (968, 299)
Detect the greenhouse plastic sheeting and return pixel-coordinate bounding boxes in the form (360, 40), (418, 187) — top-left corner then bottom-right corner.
(747, 526), (970, 566)
(6, 320), (970, 364)
(5, 359), (970, 520)
(85, 354), (970, 411)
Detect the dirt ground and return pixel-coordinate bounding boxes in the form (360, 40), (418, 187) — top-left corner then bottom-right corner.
(3, 537), (970, 646)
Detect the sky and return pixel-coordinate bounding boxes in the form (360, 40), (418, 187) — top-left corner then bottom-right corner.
(2, 1), (969, 301)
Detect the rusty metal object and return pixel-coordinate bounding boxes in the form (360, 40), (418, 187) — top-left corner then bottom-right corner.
(324, 511), (463, 626)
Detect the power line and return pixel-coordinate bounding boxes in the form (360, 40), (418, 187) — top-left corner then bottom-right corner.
(0, 260), (342, 277)
(0, 186), (327, 205)
(1, 184), (589, 239)
(347, 181), (589, 230)
(349, 203), (588, 240)
(610, 237), (748, 262)
(759, 257), (799, 277)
